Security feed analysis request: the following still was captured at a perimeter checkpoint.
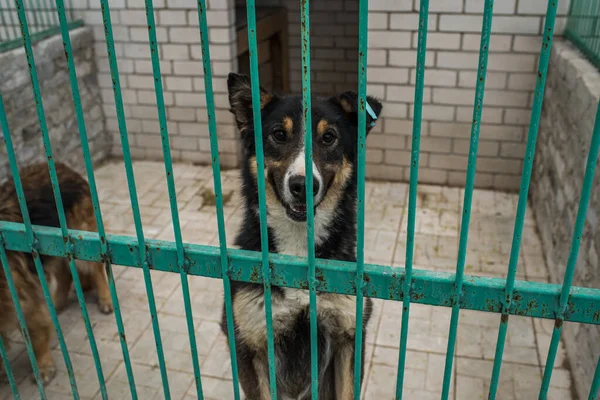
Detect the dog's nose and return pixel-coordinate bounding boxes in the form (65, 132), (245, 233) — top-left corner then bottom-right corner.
(289, 175), (320, 202)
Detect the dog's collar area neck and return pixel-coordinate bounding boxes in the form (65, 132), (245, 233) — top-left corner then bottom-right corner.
(366, 101), (377, 128)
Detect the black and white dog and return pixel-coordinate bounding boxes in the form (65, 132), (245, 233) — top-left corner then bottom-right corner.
(222, 73), (382, 399)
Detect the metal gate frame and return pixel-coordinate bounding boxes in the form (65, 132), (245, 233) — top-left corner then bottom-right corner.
(1, 0), (600, 399)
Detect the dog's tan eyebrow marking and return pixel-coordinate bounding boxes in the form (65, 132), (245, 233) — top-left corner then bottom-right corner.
(283, 116), (293, 134)
(317, 119), (335, 137)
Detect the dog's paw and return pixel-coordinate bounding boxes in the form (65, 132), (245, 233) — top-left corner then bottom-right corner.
(98, 298), (113, 314)
(33, 363), (56, 385)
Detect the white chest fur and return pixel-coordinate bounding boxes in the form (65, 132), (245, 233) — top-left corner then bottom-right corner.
(267, 206), (335, 258)
(234, 206), (364, 350)
(234, 212), (363, 349)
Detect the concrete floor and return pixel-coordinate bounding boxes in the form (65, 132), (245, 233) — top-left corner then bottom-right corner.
(0, 160), (574, 399)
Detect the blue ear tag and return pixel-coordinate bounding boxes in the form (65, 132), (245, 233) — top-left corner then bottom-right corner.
(366, 101), (377, 128)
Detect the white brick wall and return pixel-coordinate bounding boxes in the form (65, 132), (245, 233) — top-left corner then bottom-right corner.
(72, 0), (570, 189)
(365, 0), (571, 190)
(73, 0), (238, 167)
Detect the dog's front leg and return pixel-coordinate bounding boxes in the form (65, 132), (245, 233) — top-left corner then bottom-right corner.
(251, 354), (274, 400)
(334, 341), (355, 400)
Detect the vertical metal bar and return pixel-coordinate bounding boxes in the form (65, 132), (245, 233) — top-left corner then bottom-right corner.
(0, 334), (20, 400)
(142, 0), (204, 397)
(97, 0), (171, 397)
(591, 0), (600, 56)
(440, 1), (494, 398)
(28, 0), (40, 31)
(299, 0), (318, 397)
(39, 0), (51, 27)
(194, 1), (241, 398)
(582, 0), (594, 45)
(45, 0), (58, 26)
(34, 0), (49, 27)
(487, 1), (558, 398)
(565, 0), (576, 33)
(0, 240), (43, 399)
(14, 0), (108, 395)
(245, 0), (277, 397)
(52, 0), (138, 396)
(394, 0), (429, 399)
(353, 0), (368, 397)
(0, 93), (79, 399)
(4, 0), (19, 39)
(0, 5), (6, 41)
(589, 356), (600, 400)
(581, 0), (589, 35)
(539, 101), (600, 398)
(65, 0), (72, 21)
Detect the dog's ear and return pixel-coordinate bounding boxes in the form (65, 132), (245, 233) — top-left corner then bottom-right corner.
(227, 73), (274, 133)
(330, 91), (383, 135)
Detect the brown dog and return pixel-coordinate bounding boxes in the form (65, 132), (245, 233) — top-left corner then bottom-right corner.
(0, 162), (112, 384)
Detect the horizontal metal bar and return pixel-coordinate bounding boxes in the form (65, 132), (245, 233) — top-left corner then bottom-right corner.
(2, 221), (600, 325)
(0, 20), (82, 53)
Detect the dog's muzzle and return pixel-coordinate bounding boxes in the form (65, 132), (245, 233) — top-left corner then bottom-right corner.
(285, 174), (321, 222)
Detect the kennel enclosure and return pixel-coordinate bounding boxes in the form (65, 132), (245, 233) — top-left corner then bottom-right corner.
(1, 0), (600, 399)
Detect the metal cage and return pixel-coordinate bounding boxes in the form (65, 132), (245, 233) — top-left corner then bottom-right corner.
(0, 0), (600, 399)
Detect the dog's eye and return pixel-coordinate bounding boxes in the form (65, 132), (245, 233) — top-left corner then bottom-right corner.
(321, 131), (337, 146)
(271, 130), (287, 143)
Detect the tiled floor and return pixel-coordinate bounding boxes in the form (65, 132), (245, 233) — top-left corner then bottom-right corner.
(1, 160), (574, 399)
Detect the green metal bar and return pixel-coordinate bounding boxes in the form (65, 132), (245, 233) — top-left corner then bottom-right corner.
(590, 357), (600, 400)
(39, 0), (52, 27)
(194, 0), (240, 398)
(591, 0), (600, 57)
(28, 2), (40, 31)
(394, 1), (429, 399)
(582, 0), (594, 53)
(539, 101), (600, 398)
(44, 0), (58, 26)
(14, 0), (108, 395)
(565, 0), (577, 33)
(487, 1), (558, 398)
(65, 0), (72, 21)
(52, 0), (138, 396)
(3, 222), (600, 325)
(564, 29), (600, 71)
(3, 0), (19, 40)
(0, 239), (44, 399)
(36, 0), (49, 27)
(245, 0), (277, 397)
(566, 0), (600, 70)
(97, 0), (171, 397)
(0, 5), (6, 41)
(299, 0), (318, 397)
(0, 93), (79, 399)
(441, 1), (494, 398)
(0, 21), (83, 53)
(0, 334), (19, 400)
(100, 0), (171, 400)
(142, 0), (204, 397)
(353, 0), (368, 397)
